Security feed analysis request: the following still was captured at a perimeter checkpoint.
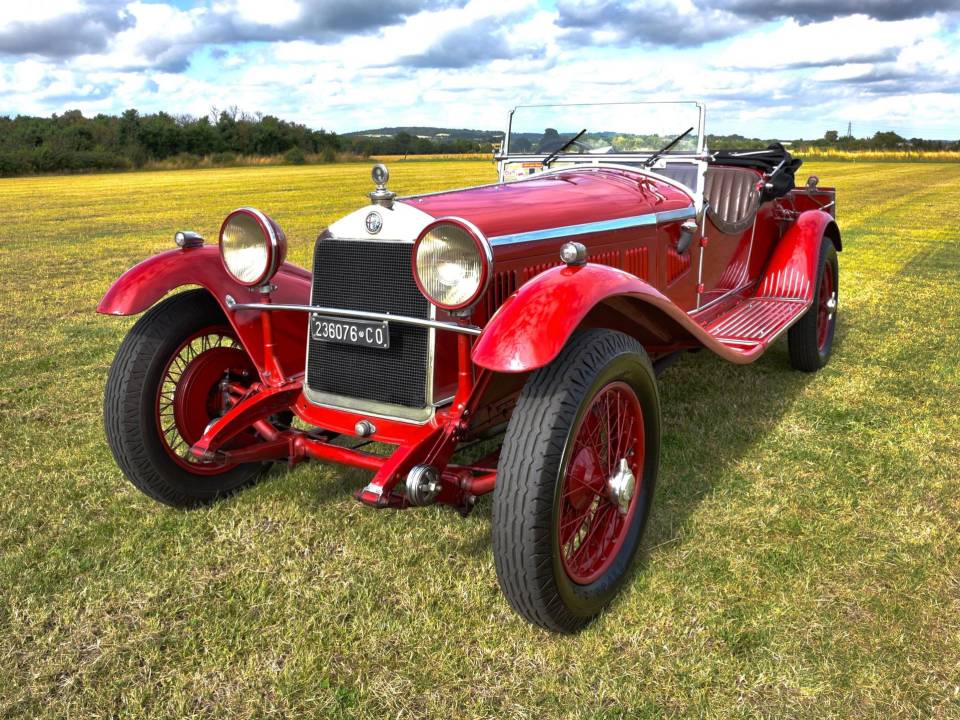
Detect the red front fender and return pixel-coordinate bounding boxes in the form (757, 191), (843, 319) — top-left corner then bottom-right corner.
(471, 264), (697, 372)
(98, 245), (312, 379)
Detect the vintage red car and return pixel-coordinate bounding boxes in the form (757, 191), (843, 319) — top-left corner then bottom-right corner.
(99, 102), (840, 632)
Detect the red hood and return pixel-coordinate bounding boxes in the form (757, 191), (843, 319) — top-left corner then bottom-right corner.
(400, 167), (693, 240)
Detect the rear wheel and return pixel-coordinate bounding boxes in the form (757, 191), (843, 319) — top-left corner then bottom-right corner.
(104, 290), (270, 507)
(788, 238), (839, 371)
(493, 329), (660, 633)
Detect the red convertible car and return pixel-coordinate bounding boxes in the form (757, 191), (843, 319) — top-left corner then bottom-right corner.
(99, 102), (840, 632)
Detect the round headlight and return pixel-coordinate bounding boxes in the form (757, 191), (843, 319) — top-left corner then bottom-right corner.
(413, 219), (491, 312)
(219, 208), (286, 287)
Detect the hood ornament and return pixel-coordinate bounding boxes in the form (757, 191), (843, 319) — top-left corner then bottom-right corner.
(368, 163), (396, 208)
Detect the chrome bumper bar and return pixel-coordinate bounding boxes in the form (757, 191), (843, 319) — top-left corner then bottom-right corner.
(224, 295), (483, 336)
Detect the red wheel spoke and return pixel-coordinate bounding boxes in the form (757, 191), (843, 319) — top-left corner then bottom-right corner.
(562, 481), (605, 503)
(560, 507), (589, 547)
(569, 502), (613, 571)
(153, 326), (257, 475)
(560, 501), (593, 535)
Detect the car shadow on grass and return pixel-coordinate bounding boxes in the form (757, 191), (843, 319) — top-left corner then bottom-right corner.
(450, 321), (852, 563)
(638, 343), (820, 554)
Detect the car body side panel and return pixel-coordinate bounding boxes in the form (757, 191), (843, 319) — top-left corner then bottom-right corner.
(97, 245), (311, 380)
(471, 263), (756, 372)
(472, 209), (839, 373)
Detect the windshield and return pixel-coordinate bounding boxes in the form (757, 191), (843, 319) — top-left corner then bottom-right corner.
(506, 102), (703, 157)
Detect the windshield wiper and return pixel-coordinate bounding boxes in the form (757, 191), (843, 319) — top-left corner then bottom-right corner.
(542, 128), (587, 168)
(642, 126), (695, 168)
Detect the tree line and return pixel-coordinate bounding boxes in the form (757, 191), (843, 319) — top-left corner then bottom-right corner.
(704, 131), (958, 152)
(0, 108), (343, 176)
(0, 109), (494, 176)
(809, 130), (957, 151)
(1, 108), (955, 177)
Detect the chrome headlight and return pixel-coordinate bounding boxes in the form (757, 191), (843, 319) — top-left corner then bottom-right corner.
(413, 219), (491, 312)
(219, 208), (287, 287)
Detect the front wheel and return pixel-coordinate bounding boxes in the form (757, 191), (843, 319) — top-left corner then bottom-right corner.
(492, 329), (661, 633)
(104, 290), (270, 507)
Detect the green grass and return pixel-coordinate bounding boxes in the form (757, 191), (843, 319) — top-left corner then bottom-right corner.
(1, 160), (958, 718)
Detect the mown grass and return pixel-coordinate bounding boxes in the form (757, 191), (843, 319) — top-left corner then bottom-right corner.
(0, 160), (958, 718)
(795, 149), (960, 162)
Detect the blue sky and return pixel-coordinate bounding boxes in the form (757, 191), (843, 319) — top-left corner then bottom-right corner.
(1, 0), (959, 139)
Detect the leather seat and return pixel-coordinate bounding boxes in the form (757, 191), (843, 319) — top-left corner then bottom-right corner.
(655, 161), (698, 191)
(704, 166), (761, 234)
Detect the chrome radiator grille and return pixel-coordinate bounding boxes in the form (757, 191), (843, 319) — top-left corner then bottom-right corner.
(304, 237), (432, 420)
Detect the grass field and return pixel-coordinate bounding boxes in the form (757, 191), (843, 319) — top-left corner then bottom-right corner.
(1, 160), (958, 718)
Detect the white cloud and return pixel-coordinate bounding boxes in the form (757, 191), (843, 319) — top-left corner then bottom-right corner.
(0, 0), (85, 27)
(715, 15), (941, 69)
(67, 2), (202, 71)
(231, 0), (301, 26)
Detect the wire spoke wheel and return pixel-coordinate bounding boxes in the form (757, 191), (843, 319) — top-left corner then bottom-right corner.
(105, 290), (272, 507)
(559, 381), (644, 585)
(816, 260), (836, 352)
(788, 238), (839, 372)
(155, 325), (254, 474)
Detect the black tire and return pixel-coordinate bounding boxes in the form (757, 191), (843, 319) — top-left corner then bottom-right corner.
(492, 329), (661, 633)
(104, 290), (265, 508)
(788, 238), (839, 372)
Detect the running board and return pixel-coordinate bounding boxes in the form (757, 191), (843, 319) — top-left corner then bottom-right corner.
(700, 297), (809, 352)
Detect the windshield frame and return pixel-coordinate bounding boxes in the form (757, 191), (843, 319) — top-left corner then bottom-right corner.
(500, 101), (707, 159)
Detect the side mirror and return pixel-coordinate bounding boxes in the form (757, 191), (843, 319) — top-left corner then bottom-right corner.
(677, 219), (698, 254)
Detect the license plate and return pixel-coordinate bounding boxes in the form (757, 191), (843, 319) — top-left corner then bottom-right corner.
(311, 315), (390, 349)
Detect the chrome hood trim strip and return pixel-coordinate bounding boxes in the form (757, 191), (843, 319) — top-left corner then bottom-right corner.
(488, 206), (696, 246)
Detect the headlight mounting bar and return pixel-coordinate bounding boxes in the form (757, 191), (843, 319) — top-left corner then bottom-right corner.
(224, 295), (483, 336)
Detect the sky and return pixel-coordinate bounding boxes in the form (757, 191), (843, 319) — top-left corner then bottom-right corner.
(1, 0), (959, 139)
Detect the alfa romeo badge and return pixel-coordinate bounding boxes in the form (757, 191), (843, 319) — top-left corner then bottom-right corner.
(365, 211), (382, 234)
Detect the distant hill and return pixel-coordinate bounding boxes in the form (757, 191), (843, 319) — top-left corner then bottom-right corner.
(345, 126), (959, 153)
(343, 126), (504, 142)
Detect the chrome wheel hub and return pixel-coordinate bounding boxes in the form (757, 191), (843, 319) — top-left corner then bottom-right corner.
(826, 294), (837, 318)
(606, 457), (636, 515)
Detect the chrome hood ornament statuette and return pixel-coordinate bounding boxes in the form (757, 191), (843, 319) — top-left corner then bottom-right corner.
(368, 163), (396, 208)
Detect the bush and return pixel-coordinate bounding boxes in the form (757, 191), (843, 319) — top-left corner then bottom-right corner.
(211, 151), (237, 165)
(0, 151), (31, 176)
(321, 147), (336, 163)
(284, 147), (307, 165)
(166, 152), (200, 169)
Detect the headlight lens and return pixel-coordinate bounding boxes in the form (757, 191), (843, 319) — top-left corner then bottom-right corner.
(414, 221), (490, 311)
(219, 208), (286, 286)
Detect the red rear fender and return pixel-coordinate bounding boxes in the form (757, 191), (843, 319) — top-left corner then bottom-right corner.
(97, 245), (311, 378)
(759, 210), (840, 303)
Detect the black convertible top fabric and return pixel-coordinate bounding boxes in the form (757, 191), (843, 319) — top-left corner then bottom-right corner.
(709, 142), (802, 200)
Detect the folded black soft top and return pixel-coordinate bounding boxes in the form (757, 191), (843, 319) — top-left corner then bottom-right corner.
(708, 143), (802, 201)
